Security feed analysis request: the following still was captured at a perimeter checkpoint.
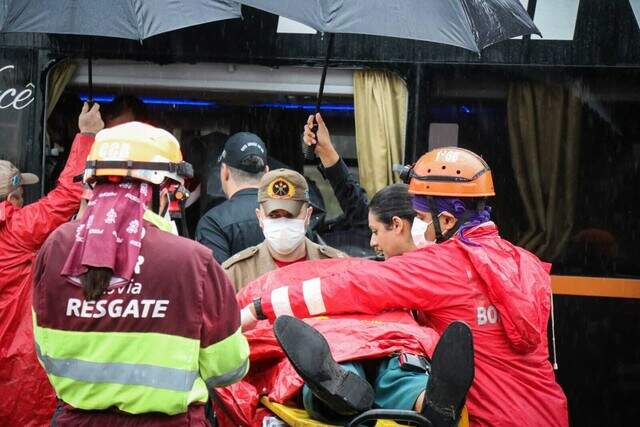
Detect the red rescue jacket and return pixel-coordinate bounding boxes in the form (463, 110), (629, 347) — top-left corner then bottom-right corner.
(215, 258), (440, 427)
(259, 223), (569, 427)
(0, 134), (93, 427)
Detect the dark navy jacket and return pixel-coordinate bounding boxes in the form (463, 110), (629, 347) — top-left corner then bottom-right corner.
(195, 188), (263, 264)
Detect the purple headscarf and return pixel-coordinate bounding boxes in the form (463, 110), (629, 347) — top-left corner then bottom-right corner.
(411, 195), (491, 245)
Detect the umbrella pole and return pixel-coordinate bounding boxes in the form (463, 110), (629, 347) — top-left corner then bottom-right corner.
(87, 41), (93, 106)
(306, 33), (335, 160)
(314, 33), (335, 113)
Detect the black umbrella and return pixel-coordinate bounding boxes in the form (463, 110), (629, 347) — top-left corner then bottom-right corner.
(0, 0), (242, 238)
(238, 0), (540, 157)
(239, 0), (538, 52)
(0, 0), (241, 40)
(0, 0), (242, 101)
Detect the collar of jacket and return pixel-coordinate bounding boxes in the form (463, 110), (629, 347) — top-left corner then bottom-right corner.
(230, 187), (258, 199)
(455, 221), (498, 240)
(142, 209), (175, 234)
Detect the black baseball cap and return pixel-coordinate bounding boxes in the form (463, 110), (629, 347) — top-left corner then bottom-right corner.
(217, 132), (267, 174)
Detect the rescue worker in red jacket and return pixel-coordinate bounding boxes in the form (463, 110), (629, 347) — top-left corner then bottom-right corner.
(33, 122), (249, 426)
(0, 102), (102, 426)
(243, 147), (569, 427)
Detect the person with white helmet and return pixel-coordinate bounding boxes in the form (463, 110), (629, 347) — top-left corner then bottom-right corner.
(33, 122), (249, 425)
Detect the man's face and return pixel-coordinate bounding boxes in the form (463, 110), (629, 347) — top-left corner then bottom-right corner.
(105, 109), (135, 128)
(415, 209), (456, 242)
(256, 204), (312, 227)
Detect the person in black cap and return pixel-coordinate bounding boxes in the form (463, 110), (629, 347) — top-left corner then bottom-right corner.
(196, 132), (269, 264)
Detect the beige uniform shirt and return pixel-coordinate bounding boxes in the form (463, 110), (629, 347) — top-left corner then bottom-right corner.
(222, 237), (346, 292)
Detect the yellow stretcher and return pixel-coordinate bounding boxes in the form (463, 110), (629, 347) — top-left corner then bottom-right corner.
(261, 396), (469, 427)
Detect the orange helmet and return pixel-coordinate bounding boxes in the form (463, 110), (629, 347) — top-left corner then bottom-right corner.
(405, 147), (495, 198)
(83, 122), (192, 185)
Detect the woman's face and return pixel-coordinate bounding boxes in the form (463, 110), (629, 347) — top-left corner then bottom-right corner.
(368, 211), (414, 259)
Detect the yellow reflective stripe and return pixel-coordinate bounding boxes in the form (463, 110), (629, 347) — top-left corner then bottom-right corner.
(34, 323), (199, 370)
(48, 373), (208, 415)
(199, 327), (249, 387)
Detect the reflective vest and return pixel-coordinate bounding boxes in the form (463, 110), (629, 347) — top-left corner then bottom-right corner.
(33, 222), (249, 417)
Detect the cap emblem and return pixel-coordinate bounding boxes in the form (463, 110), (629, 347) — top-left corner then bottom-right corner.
(268, 178), (295, 199)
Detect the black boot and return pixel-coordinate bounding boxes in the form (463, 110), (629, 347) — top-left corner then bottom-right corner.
(273, 315), (375, 415)
(422, 321), (475, 427)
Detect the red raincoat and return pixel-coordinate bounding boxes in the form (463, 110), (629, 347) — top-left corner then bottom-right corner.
(215, 258), (440, 427)
(0, 134), (93, 427)
(259, 222), (569, 427)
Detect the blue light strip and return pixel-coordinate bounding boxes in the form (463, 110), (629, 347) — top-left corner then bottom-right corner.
(79, 94), (216, 107)
(254, 103), (355, 111)
(78, 94), (354, 111)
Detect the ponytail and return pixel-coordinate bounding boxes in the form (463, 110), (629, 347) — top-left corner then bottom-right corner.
(80, 267), (112, 300)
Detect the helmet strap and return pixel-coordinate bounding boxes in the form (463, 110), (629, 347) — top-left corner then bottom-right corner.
(442, 211), (472, 241)
(427, 196), (445, 243)
(151, 184), (161, 215)
(179, 199), (189, 238)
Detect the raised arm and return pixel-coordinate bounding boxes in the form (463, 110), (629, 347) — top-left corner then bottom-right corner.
(303, 113), (369, 226)
(8, 103), (101, 251)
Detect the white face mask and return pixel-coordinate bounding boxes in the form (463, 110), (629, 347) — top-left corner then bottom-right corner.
(411, 217), (431, 248)
(262, 218), (306, 255)
(412, 213), (445, 247)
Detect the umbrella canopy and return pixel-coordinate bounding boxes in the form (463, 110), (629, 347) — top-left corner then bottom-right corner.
(237, 0), (540, 53)
(0, 0), (241, 40)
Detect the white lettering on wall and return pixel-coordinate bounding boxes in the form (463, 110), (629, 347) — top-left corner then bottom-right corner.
(0, 66), (35, 110)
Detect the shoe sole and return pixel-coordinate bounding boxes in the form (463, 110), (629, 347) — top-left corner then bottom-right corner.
(274, 315), (374, 415)
(423, 321), (475, 427)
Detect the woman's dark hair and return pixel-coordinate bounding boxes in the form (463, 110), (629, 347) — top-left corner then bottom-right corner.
(80, 267), (113, 300)
(369, 183), (416, 227)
